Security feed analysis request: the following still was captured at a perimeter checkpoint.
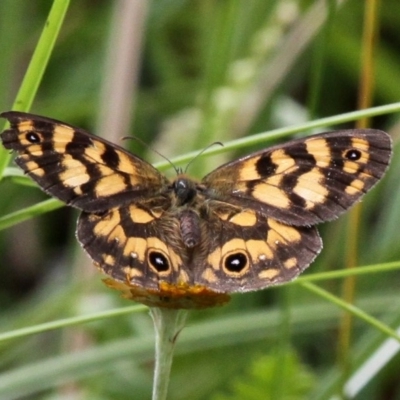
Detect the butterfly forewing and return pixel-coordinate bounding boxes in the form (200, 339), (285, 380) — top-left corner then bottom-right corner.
(202, 130), (392, 226)
(1, 111), (168, 212)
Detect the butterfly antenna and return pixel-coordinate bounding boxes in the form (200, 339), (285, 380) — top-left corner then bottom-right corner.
(121, 136), (180, 174)
(184, 141), (224, 174)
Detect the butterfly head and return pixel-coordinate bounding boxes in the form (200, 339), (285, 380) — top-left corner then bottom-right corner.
(172, 176), (198, 206)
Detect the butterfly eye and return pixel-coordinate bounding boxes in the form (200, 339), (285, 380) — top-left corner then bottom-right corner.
(25, 131), (41, 143)
(344, 149), (362, 161)
(148, 250), (170, 273)
(223, 252), (249, 275)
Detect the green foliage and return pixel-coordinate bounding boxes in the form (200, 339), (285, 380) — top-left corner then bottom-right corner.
(212, 349), (315, 400)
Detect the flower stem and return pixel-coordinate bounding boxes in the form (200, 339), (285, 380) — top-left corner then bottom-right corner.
(150, 307), (188, 400)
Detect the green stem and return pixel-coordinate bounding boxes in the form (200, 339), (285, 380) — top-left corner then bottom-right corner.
(299, 281), (400, 341)
(150, 308), (188, 400)
(0, 0), (71, 178)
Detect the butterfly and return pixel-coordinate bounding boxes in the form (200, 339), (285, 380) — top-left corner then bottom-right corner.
(0, 111), (392, 308)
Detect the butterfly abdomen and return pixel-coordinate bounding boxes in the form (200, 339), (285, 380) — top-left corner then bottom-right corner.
(179, 209), (201, 248)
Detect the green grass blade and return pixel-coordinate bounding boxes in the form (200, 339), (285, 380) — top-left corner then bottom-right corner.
(0, 199), (63, 231)
(0, 0), (71, 177)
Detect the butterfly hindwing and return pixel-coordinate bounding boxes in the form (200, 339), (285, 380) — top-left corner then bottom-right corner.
(202, 130), (392, 226)
(77, 203), (322, 293)
(194, 208), (322, 292)
(1, 111), (168, 212)
(77, 204), (186, 290)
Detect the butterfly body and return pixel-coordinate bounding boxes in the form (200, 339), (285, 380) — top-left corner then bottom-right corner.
(0, 111), (392, 308)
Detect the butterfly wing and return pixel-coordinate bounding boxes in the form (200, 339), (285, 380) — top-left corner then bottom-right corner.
(202, 130), (392, 226)
(192, 208), (322, 293)
(77, 204), (185, 289)
(1, 111), (169, 212)
(77, 202), (322, 295)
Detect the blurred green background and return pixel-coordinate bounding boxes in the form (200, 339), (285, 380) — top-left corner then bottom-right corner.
(0, 1), (400, 399)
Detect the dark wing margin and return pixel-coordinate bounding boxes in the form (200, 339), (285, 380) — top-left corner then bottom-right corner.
(0, 111), (169, 212)
(202, 130), (392, 226)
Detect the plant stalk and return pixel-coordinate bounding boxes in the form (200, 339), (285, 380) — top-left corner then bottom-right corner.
(150, 307), (188, 400)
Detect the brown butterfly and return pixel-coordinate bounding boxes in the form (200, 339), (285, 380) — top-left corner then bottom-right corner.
(0, 111), (392, 308)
